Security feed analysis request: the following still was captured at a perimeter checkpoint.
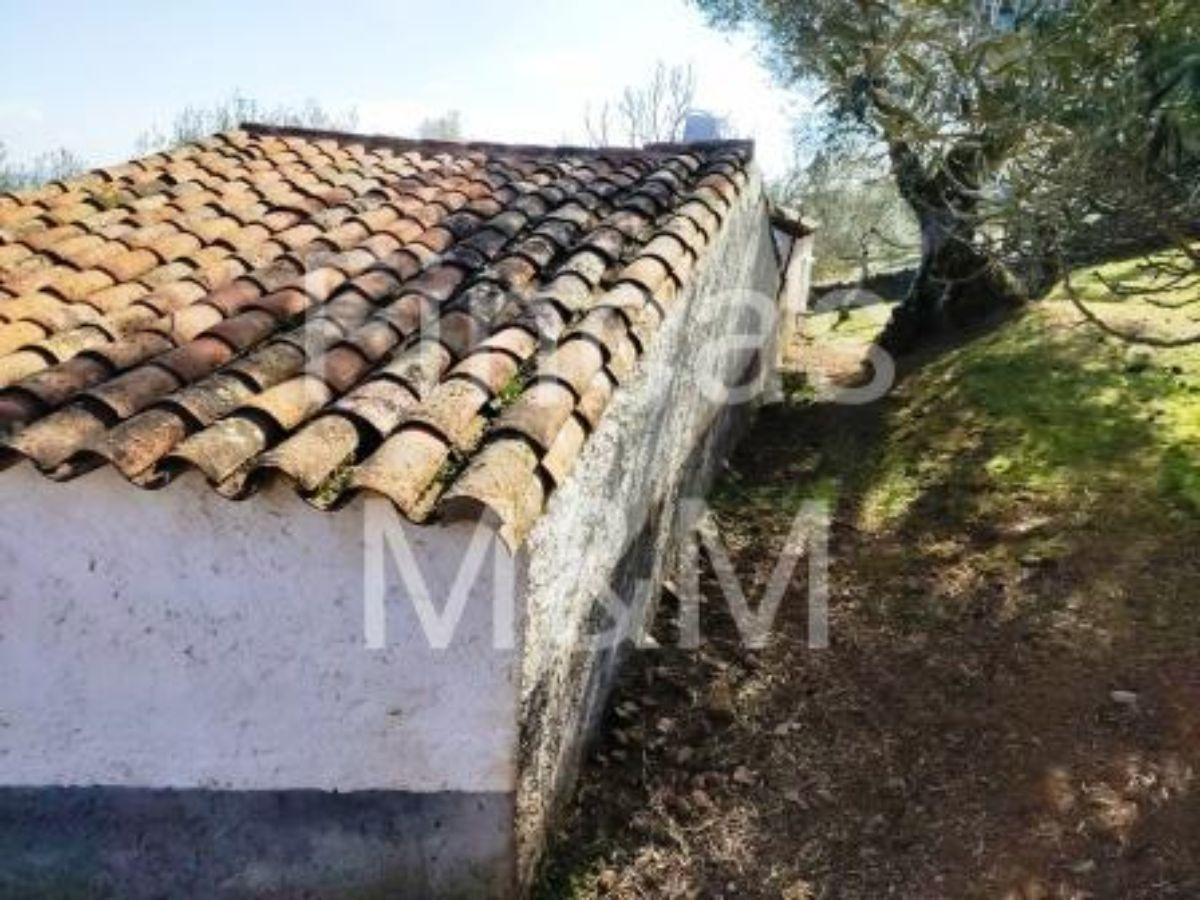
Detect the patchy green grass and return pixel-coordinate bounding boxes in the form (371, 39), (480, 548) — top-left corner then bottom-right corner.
(795, 283), (1200, 530)
(860, 307), (1200, 530)
(802, 302), (893, 340)
(1049, 246), (1200, 308)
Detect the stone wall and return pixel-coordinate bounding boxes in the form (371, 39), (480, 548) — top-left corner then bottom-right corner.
(513, 173), (782, 886)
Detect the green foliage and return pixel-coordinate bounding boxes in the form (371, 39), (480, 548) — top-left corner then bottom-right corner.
(695, 0), (1031, 170)
(1150, 40), (1200, 164)
(698, 0), (1200, 345)
(775, 135), (919, 282)
(993, 2), (1200, 272)
(494, 371), (527, 409)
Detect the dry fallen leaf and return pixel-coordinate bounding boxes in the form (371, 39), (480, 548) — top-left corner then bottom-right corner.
(690, 788), (715, 811)
(782, 878), (815, 900)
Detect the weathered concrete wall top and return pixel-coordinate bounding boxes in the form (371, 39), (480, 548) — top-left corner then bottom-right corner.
(513, 170), (782, 885)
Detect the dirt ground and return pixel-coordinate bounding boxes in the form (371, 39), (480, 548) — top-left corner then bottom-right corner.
(535, 299), (1200, 899)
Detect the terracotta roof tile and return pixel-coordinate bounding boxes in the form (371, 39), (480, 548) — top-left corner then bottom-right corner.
(8, 354), (113, 411)
(441, 437), (545, 548)
(166, 372), (257, 426)
(168, 415), (272, 484)
(88, 407), (190, 480)
(496, 380), (577, 451)
(350, 425), (454, 515)
(0, 123), (757, 545)
(7, 405), (111, 471)
(254, 412), (368, 492)
(541, 414), (587, 487)
(537, 337), (606, 396)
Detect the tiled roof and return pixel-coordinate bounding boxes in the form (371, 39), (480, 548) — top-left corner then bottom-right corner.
(0, 124), (753, 546)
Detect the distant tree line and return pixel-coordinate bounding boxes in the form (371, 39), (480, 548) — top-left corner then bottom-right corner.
(775, 134), (920, 285)
(132, 92), (359, 155)
(0, 143), (85, 192)
(585, 62), (700, 146)
(0, 93), (466, 192)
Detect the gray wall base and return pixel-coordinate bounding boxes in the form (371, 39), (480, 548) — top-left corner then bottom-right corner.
(0, 787), (514, 899)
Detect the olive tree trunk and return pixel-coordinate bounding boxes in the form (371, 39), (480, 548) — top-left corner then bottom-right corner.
(878, 140), (1024, 354)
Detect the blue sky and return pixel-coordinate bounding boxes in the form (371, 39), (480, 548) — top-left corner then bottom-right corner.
(0, 0), (811, 178)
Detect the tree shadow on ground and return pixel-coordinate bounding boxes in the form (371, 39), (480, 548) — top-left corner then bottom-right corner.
(537, 305), (1200, 899)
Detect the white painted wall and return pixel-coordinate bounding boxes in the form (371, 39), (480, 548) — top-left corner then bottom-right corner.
(0, 466), (518, 793)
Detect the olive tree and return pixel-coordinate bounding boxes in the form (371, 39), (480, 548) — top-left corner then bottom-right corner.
(695, 0), (1199, 350)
